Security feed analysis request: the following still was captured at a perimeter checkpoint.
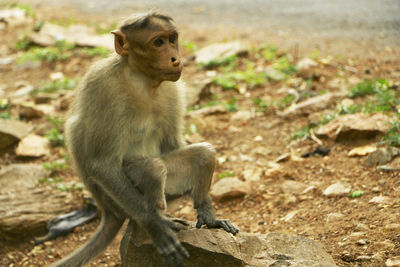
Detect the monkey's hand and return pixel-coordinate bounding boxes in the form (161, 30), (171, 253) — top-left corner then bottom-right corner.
(196, 214), (239, 235)
(146, 216), (190, 267)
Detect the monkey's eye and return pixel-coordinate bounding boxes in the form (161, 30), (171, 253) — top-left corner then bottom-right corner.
(169, 34), (176, 44)
(154, 38), (164, 47)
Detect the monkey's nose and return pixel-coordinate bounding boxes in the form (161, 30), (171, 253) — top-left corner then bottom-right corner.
(171, 57), (181, 67)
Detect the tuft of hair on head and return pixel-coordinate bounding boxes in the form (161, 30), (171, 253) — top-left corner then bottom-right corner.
(119, 11), (174, 32)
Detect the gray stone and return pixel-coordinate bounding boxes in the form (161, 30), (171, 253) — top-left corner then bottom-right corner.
(194, 41), (247, 65)
(316, 113), (392, 140)
(0, 119), (32, 150)
(185, 75), (212, 107)
(279, 93), (344, 117)
(121, 221), (337, 267)
(323, 182), (351, 197)
(365, 147), (400, 167)
(0, 164), (77, 242)
(210, 177), (250, 201)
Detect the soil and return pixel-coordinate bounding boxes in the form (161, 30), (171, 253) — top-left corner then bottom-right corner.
(0, 5), (399, 267)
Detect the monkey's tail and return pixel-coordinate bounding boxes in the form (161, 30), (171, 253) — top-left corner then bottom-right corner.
(49, 213), (124, 267)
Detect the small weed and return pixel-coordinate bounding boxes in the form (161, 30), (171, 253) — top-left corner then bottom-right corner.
(290, 126), (310, 140)
(45, 117), (64, 146)
(0, 112), (11, 119)
(43, 161), (68, 172)
(57, 182), (84, 192)
(218, 171), (234, 179)
(349, 190), (365, 198)
(319, 113), (337, 125)
(182, 40), (198, 53)
(339, 104), (362, 115)
(348, 78), (390, 98)
(80, 47), (110, 57)
(278, 94), (295, 109)
(263, 45), (278, 61)
(224, 98), (239, 112)
(383, 116), (400, 146)
(39, 176), (63, 184)
(271, 56), (297, 75)
(15, 34), (31, 50)
(252, 97), (268, 112)
(17, 47), (70, 63)
(308, 50), (320, 59)
(38, 77), (77, 93)
(187, 100), (220, 112)
(212, 74), (237, 90)
(202, 55), (238, 69)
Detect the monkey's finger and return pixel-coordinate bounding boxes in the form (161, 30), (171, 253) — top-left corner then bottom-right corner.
(221, 220), (239, 235)
(195, 217), (205, 228)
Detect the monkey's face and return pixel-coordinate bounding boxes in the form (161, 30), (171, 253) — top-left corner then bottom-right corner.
(128, 20), (183, 82)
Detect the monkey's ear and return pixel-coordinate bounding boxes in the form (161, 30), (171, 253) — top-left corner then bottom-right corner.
(111, 30), (129, 56)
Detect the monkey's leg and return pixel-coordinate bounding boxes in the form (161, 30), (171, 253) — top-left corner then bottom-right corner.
(163, 142), (239, 235)
(50, 210), (124, 267)
(122, 158), (167, 211)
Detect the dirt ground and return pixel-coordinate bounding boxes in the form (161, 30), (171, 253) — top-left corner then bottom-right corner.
(0, 4), (399, 267)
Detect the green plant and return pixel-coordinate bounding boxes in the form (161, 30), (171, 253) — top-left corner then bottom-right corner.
(202, 55), (238, 69)
(349, 190), (365, 198)
(17, 47), (70, 63)
(38, 176), (63, 183)
(290, 126), (310, 140)
(224, 97), (238, 112)
(348, 79), (390, 98)
(0, 112), (11, 119)
(252, 97), (268, 112)
(218, 171), (234, 179)
(383, 116), (400, 146)
(80, 47), (110, 57)
(45, 117), (64, 146)
(278, 94), (295, 109)
(182, 40), (198, 53)
(339, 104), (362, 115)
(212, 74), (237, 90)
(56, 182), (84, 192)
(263, 45), (278, 61)
(15, 34), (31, 50)
(271, 56), (297, 75)
(43, 161), (68, 172)
(38, 77), (77, 93)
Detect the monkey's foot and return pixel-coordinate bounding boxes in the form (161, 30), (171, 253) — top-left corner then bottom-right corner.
(149, 217), (190, 267)
(196, 216), (239, 235)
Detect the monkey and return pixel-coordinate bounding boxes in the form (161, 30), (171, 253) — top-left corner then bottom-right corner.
(51, 12), (238, 267)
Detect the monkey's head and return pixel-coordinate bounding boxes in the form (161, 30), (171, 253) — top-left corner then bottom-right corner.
(112, 13), (182, 82)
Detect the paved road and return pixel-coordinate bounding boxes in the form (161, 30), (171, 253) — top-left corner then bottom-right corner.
(28, 0), (400, 44)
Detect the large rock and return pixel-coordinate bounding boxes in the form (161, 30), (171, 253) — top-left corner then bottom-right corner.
(0, 119), (32, 150)
(16, 134), (50, 157)
(30, 23), (113, 50)
(0, 164), (77, 242)
(120, 221), (337, 267)
(210, 177), (250, 201)
(316, 113), (392, 140)
(279, 93), (344, 117)
(194, 41), (247, 65)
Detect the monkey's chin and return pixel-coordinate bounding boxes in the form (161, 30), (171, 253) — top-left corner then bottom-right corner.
(164, 72), (181, 82)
